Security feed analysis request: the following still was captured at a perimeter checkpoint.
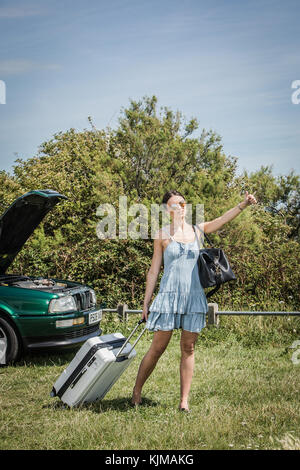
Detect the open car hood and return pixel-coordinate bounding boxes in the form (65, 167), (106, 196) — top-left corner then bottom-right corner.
(0, 189), (67, 274)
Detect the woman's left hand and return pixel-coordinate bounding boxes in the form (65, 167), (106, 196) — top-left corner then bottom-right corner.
(243, 191), (257, 207)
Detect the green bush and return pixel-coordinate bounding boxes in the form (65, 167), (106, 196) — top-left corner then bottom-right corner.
(0, 95), (299, 341)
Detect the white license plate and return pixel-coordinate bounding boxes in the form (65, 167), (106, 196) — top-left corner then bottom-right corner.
(88, 309), (102, 325)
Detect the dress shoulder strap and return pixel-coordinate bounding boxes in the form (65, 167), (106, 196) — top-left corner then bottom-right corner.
(161, 226), (175, 241)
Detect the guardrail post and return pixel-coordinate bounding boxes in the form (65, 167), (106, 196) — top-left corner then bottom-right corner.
(207, 302), (219, 327)
(117, 303), (128, 322)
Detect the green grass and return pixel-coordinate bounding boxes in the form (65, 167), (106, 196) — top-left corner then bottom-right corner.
(0, 315), (300, 450)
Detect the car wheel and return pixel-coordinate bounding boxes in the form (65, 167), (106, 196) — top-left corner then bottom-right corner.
(0, 317), (21, 366)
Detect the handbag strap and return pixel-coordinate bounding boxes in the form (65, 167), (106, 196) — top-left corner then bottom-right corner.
(193, 225), (221, 298)
(192, 224), (213, 247)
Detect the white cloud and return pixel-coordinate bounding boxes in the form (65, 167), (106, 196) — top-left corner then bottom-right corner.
(0, 59), (61, 75)
(0, 6), (44, 18)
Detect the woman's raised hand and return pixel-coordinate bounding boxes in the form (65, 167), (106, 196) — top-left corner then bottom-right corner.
(243, 190), (257, 207)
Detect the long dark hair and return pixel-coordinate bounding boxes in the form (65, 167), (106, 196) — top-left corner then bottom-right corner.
(162, 190), (185, 205)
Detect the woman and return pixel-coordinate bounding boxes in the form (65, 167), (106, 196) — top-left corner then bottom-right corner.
(131, 189), (257, 411)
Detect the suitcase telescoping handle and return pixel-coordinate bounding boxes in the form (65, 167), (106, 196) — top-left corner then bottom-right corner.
(115, 319), (147, 359)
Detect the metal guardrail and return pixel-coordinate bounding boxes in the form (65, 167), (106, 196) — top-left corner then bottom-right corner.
(99, 303), (300, 326)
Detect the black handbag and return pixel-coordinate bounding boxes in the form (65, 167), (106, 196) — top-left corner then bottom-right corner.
(192, 224), (237, 298)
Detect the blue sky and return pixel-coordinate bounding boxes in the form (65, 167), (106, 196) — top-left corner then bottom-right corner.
(0, 0), (299, 177)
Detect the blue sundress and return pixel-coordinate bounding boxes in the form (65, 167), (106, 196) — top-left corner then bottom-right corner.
(146, 225), (208, 333)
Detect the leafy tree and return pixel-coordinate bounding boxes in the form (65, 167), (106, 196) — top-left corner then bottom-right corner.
(0, 95), (298, 319)
(235, 165), (300, 241)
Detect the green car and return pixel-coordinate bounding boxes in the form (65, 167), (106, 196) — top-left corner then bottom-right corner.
(0, 189), (102, 366)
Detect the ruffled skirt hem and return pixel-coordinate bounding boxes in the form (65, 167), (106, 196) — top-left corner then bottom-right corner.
(148, 291), (208, 314)
(146, 311), (207, 333)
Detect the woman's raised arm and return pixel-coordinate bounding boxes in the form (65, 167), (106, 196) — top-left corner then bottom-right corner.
(202, 191), (257, 234)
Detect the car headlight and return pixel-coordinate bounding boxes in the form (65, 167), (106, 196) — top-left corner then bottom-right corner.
(90, 289), (97, 305)
(49, 295), (77, 313)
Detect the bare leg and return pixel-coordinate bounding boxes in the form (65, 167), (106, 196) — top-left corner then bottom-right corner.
(131, 330), (173, 405)
(179, 329), (199, 410)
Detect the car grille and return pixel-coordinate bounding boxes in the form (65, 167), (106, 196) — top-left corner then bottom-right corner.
(63, 324), (100, 339)
(25, 324), (101, 349)
(72, 290), (94, 311)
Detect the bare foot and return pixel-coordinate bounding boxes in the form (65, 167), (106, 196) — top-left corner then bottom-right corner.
(131, 387), (142, 406)
(179, 401), (189, 411)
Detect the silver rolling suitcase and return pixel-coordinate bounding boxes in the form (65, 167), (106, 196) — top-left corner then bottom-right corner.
(50, 320), (146, 407)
